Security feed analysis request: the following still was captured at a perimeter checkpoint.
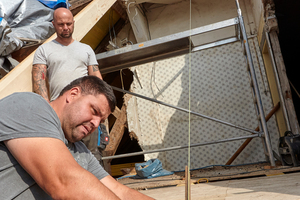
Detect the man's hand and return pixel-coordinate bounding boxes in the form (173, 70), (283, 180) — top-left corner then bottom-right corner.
(32, 64), (50, 103)
(101, 175), (155, 200)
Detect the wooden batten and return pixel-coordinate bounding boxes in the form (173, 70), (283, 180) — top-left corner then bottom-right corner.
(103, 99), (128, 173)
(0, 0), (116, 100)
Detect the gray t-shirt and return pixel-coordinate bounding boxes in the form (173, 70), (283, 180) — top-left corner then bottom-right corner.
(33, 40), (98, 101)
(0, 92), (108, 200)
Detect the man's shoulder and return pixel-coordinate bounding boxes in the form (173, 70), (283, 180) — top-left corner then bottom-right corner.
(1, 92), (48, 109)
(34, 40), (57, 54)
(2, 92), (42, 101)
(73, 40), (93, 49)
(39, 40), (57, 48)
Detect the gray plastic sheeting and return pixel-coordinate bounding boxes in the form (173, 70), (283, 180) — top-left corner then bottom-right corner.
(0, 0), (55, 57)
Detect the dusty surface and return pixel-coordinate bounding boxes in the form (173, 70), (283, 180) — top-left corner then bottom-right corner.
(117, 162), (300, 190)
(139, 172), (300, 200)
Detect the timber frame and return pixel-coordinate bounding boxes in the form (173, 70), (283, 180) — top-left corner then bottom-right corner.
(262, 0), (300, 135)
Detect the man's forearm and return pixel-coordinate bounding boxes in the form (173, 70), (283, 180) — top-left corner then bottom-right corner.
(122, 186), (155, 200)
(32, 64), (50, 102)
(88, 65), (103, 80)
(101, 176), (155, 200)
(5, 138), (121, 200)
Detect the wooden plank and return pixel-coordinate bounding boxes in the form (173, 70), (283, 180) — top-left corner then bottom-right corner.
(263, 3), (300, 134)
(226, 102), (280, 165)
(103, 103), (127, 160)
(0, 0), (116, 100)
(268, 30), (300, 135)
(111, 162), (136, 176)
(139, 172), (300, 200)
(118, 163), (300, 190)
(118, 173), (185, 190)
(11, 43), (42, 63)
(80, 8), (120, 50)
(69, 0), (93, 16)
(111, 106), (121, 119)
(102, 96), (128, 173)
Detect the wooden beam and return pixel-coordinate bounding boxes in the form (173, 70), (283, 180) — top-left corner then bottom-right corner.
(268, 30), (300, 135)
(102, 100), (128, 173)
(226, 102), (280, 165)
(0, 0), (116, 100)
(69, 0), (93, 16)
(112, 106), (121, 119)
(262, 0), (299, 134)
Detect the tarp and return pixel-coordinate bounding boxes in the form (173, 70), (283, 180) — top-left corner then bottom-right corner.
(134, 159), (174, 179)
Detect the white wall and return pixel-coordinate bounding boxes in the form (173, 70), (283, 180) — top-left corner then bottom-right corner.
(113, 0), (275, 171)
(116, 0), (262, 47)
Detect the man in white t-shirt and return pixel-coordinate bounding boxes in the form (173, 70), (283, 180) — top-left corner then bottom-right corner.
(32, 7), (104, 164)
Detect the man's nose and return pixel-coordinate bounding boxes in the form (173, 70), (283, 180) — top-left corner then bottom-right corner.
(91, 116), (101, 128)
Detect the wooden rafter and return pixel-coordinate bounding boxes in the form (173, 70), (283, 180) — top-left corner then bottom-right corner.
(103, 95), (129, 173)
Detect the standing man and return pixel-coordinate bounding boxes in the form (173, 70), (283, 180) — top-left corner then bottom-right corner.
(32, 7), (102, 102)
(32, 7), (104, 162)
(0, 76), (154, 200)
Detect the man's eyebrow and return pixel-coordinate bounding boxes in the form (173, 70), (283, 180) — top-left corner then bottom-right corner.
(92, 104), (101, 115)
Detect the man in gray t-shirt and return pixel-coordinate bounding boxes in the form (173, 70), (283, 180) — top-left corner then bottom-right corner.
(0, 76), (154, 200)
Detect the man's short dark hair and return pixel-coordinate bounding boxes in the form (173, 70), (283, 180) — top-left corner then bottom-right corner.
(59, 76), (116, 112)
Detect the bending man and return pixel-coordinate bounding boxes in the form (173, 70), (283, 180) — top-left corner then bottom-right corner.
(0, 76), (153, 200)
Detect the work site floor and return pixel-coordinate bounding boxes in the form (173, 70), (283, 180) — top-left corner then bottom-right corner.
(117, 163), (300, 199)
(139, 172), (300, 199)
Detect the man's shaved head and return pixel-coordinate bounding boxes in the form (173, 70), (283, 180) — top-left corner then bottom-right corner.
(52, 7), (75, 41)
(53, 7), (73, 22)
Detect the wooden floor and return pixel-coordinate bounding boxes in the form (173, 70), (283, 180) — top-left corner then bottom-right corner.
(139, 172), (300, 199)
(117, 163), (300, 199)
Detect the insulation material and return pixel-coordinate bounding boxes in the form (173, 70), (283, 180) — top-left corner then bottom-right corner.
(127, 38), (279, 172)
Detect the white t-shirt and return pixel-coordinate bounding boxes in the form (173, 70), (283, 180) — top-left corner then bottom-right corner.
(33, 40), (98, 101)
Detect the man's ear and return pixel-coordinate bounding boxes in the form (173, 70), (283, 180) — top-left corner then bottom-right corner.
(66, 87), (80, 103)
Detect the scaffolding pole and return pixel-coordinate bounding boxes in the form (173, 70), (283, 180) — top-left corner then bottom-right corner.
(101, 1), (276, 167)
(111, 86), (261, 135)
(102, 134), (260, 160)
(235, 0), (275, 166)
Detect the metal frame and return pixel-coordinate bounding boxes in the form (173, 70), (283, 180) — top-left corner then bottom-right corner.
(100, 0), (276, 166)
(102, 134), (260, 160)
(97, 18), (239, 74)
(111, 86), (261, 135)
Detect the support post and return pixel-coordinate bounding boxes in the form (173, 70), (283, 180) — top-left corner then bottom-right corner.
(236, 0), (275, 166)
